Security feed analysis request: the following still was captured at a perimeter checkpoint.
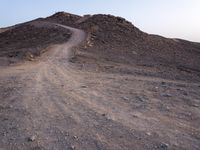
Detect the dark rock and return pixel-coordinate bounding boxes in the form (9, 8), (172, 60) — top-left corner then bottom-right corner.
(80, 85), (87, 88)
(161, 93), (172, 97)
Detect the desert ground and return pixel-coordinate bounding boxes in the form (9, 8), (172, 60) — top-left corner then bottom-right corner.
(0, 12), (200, 150)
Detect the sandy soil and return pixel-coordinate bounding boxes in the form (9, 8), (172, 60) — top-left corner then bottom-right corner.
(0, 23), (200, 150)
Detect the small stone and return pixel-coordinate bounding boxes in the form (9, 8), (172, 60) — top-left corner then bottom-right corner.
(132, 51), (137, 55)
(146, 132), (151, 136)
(176, 88), (182, 91)
(192, 104), (199, 107)
(73, 136), (78, 140)
(102, 114), (106, 117)
(28, 135), (36, 142)
(161, 143), (169, 148)
(80, 85), (87, 88)
(155, 143), (168, 149)
(137, 96), (146, 102)
(3, 132), (6, 136)
(161, 82), (166, 85)
(70, 145), (75, 150)
(122, 96), (129, 101)
(183, 92), (188, 96)
(161, 93), (172, 97)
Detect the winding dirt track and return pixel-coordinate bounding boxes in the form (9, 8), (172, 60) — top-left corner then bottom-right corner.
(0, 23), (200, 150)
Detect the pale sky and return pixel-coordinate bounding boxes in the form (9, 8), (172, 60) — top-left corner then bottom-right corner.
(0, 0), (200, 42)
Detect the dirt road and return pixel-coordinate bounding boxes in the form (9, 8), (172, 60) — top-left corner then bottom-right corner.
(0, 23), (199, 150)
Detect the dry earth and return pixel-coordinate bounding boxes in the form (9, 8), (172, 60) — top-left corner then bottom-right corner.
(0, 13), (200, 150)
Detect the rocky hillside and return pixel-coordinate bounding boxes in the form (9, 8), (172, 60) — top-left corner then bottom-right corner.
(0, 21), (71, 65)
(45, 12), (81, 27)
(44, 12), (200, 81)
(79, 14), (200, 70)
(1, 12), (200, 80)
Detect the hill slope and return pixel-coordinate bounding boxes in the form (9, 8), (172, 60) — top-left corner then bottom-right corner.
(0, 21), (71, 65)
(45, 12), (200, 82)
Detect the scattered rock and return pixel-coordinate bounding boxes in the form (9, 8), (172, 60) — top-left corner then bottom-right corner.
(146, 132), (151, 136)
(161, 93), (172, 97)
(137, 96), (146, 102)
(70, 145), (75, 150)
(132, 51), (137, 55)
(122, 96), (129, 101)
(191, 104), (199, 107)
(155, 143), (168, 149)
(161, 82), (168, 88)
(161, 82), (166, 85)
(73, 136), (78, 140)
(102, 113), (106, 117)
(182, 92), (188, 96)
(80, 85), (87, 88)
(28, 135), (36, 142)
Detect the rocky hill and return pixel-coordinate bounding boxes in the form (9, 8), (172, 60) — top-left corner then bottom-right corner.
(0, 21), (71, 65)
(44, 12), (200, 81)
(0, 12), (200, 81)
(45, 12), (81, 27)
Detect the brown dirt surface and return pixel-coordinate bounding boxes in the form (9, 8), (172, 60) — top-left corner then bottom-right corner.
(0, 12), (200, 150)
